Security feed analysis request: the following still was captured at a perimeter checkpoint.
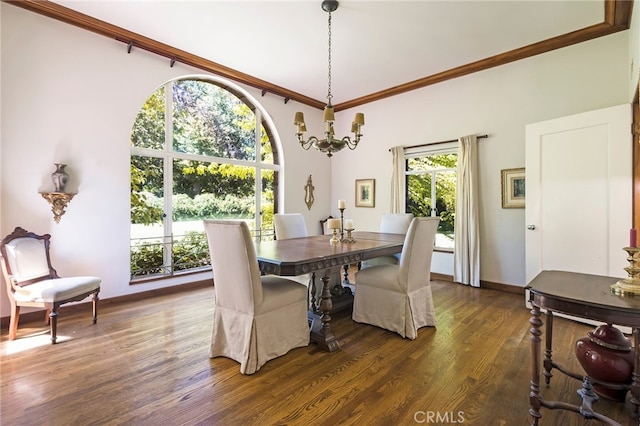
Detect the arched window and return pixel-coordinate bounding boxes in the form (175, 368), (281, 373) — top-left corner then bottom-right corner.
(130, 77), (281, 280)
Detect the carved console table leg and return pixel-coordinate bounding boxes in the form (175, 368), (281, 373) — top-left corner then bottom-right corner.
(631, 327), (640, 417)
(310, 271), (340, 352)
(577, 377), (599, 418)
(544, 311), (554, 386)
(529, 305), (543, 426)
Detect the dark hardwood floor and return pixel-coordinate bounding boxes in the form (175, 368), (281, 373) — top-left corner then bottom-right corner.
(1, 279), (636, 426)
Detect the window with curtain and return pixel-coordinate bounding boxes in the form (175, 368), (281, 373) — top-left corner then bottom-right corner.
(129, 78), (280, 280)
(405, 143), (457, 250)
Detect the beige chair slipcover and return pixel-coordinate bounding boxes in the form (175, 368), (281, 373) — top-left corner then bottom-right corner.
(204, 220), (309, 375)
(273, 213), (312, 287)
(0, 227), (101, 344)
(352, 217), (439, 339)
(361, 213), (414, 268)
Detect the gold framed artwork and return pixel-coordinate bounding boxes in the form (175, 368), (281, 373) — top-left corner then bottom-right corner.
(355, 179), (375, 208)
(501, 168), (525, 208)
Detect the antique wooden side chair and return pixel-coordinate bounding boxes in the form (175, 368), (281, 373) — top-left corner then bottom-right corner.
(0, 227), (101, 343)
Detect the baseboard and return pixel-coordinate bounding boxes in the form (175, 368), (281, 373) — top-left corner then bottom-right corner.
(431, 273), (526, 296)
(1, 279), (212, 329)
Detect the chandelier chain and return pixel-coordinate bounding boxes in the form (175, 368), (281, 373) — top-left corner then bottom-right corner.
(327, 12), (332, 103)
(292, 1), (364, 158)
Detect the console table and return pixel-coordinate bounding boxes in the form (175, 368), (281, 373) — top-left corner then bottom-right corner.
(527, 271), (640, 425)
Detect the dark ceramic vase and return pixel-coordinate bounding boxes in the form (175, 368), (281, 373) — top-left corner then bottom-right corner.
(51, 163), (69, 192)
(575, 323), (634, 401)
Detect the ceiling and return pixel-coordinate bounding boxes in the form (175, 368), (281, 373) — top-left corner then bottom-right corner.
(17, 1), (632, 109)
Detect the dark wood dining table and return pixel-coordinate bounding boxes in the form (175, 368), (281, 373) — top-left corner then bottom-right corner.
(254, 231), (405, 352)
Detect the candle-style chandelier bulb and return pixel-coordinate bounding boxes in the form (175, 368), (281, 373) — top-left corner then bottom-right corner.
(294, 0), (364, 158)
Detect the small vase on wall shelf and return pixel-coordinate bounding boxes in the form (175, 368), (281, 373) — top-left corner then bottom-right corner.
(51, 163), (69, 193)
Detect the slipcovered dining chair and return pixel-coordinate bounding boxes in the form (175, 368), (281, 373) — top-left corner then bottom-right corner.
(203, 219), (309, 375)
(361, 213), (414, 268)
(0, 227), (101, 344)
(352, 217), (439, 339)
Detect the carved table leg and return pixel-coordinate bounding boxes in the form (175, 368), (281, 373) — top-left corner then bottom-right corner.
(309, 272), (318, 312)
(543, 311), (554, 387)
(529, 305), (543, 425)
(342, 264), (350, 285)
(630, 327), (640, 418)
(310, 271), (340, 352)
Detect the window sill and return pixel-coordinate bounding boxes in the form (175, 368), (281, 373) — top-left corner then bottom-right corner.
(434, 247), (453, 254)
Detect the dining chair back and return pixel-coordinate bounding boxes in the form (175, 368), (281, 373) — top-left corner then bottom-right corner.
(0, 227), (101, 343)
(361, 213), (414, 268)
(203, 219), (309, 374)
(274, 213), (308, 240)
(352, 217), (439, 339)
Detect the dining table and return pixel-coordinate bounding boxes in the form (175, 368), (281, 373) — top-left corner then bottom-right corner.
(254, 231), (405, 352)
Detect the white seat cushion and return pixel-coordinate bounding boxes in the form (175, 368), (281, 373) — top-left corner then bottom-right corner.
(14, 276), (101, 303)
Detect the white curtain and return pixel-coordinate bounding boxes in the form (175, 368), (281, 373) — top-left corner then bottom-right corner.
(390, 146), (405, 213)
(453, 135), (480, 287)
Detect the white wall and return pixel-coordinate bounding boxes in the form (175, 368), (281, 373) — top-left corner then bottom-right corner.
(330, 31), (630, 286)
(630, 2), (640, 99)
(0, 3), (634, 323)
(0, 4), (332, 317)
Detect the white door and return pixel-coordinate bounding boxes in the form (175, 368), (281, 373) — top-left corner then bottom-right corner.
(525, 104), (632, 321)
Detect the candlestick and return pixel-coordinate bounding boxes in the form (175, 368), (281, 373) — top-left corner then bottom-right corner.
(343, 228), (356, 244)
(339, 207), (345, 241)
(329, 227), (340, 244)
(611, 246), (640, 297)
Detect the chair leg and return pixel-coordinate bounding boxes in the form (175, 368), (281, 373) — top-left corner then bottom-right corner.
(92, 292), (99, 324)
(49, 307), (58, 344)
(8, 304), (19, 340)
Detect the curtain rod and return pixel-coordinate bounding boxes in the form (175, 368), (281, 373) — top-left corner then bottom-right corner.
(390, 134), (488, 151)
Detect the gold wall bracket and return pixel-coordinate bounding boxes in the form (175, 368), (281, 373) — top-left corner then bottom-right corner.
(40, 192), (76, 223)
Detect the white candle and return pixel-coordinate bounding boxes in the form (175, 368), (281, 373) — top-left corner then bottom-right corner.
(338, 199), (346, 209)
(344, 219), (353, 230)
(327, 218), (341, 229)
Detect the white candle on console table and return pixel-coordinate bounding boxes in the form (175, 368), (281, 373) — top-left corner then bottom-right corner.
(327, 218), (341, 229)
(344, 219), (353, 230)
(338, 199), (346, 209)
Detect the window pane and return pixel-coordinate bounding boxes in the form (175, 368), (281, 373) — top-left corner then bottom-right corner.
(172, 80), (256, 160)
(131, 87), (165, 149)
(260, 168), (277, 241)
(407, 174), (433, 217)
(260, 124), (274, 164)
(172, 158), (255, 220)
(435, 170), (456, 249)
(130, 155), (166, 277)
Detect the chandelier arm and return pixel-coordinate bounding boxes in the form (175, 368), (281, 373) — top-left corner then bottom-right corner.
(297, 134), (320, 151)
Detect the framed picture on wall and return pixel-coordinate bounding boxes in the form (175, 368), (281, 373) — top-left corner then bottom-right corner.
(355, 179), (375, 207)
(501, 168), (525, 208)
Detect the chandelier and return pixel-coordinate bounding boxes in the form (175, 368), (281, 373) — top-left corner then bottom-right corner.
(293, 0), (365, 158)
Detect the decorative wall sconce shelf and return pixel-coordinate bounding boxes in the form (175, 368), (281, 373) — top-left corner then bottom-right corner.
(40, 192), (76, 223)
